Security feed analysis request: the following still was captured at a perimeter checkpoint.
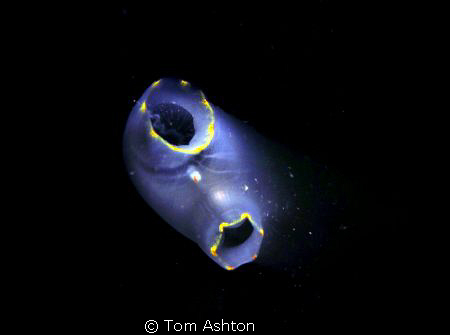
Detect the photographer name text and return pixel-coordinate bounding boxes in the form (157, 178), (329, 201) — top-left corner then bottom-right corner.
(145, 319), (255, 332)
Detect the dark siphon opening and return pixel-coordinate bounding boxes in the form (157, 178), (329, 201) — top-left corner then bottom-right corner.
(150, 103), (195, 146)
(221, 218), (254, 248)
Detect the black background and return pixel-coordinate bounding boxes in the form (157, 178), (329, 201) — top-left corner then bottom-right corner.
(59, 2), (422, 332)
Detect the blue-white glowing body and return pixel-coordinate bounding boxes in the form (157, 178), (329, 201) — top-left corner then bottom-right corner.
(123, 79), (279, 270)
